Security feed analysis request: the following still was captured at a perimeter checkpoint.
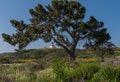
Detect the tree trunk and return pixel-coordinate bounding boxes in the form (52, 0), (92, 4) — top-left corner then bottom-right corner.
(66, 43), (77, 63)
(69, 52), (76, 63)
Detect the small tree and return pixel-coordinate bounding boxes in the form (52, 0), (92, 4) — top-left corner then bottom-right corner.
(83, 18), (115, 60)
(94, 42), (115, 61)
(83, 16), (115, 61)
(2, 0), (112, 61)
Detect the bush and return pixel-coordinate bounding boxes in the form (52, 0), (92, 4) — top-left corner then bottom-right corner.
(91, 65), (120, 82)
(51, 58), (69, 82)
(51, 58), (101, 82)
(115, 66), (120, 82)
(35, 68), (55, 82)
(70, 63), (100, 81)
(0, 57), (11, 64)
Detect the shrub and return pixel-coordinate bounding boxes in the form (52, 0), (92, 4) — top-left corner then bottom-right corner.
(0, 57), (11, 64)
(35, 68), (55, 82)
(91, 65), (120, 82)
(69, 63), (100, 81)
(51, 58), (69, 82)
(114, 65), (120, 82)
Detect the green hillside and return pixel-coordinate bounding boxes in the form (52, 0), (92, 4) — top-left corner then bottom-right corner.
(0, 48), (119, 64)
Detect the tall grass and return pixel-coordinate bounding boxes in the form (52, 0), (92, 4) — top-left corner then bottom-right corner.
(91, 65), (120, 82)
(51, 58), (70, 82)
(0, 58), (120, 82)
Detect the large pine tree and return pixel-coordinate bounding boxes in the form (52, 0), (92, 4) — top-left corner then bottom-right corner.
(2, 0), (112, 61)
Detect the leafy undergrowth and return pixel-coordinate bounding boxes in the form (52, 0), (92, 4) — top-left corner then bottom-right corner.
(0, 48), (120, 82)
(0, 58), (120, 82)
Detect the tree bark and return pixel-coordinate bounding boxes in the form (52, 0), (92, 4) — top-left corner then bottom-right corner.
(69, 54), (75, 63)
(68, 50), (76, 63)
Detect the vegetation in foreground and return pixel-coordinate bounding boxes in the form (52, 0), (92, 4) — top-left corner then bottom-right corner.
(0, 48), (120, 82)
(0, 58), (120, 82)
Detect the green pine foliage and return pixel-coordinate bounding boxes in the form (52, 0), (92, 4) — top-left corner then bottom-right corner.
(2, 0), (114, 60)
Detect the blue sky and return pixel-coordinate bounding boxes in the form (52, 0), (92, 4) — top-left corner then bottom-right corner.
(0, 0), (120, 53)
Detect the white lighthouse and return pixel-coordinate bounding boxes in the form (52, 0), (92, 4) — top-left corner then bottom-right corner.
(49, 42), (56, 48)
(44, 42), (56, 49)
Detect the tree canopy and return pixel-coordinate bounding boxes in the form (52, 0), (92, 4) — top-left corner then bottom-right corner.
(2, 0), (113, 60)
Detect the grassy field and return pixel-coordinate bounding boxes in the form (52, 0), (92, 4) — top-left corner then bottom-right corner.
(0, 48), (120, 82)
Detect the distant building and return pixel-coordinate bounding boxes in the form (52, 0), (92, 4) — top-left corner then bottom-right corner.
(49, 44), (56, 48)
(44, 43), (56, 49)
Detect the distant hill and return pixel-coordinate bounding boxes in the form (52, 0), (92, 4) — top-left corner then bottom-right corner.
(0, 48), (94, 60)
(0, 48), (120, 63)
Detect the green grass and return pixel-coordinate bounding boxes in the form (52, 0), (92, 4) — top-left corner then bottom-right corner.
(0, 48), (120, 82)
(1, 61), (120, 82)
